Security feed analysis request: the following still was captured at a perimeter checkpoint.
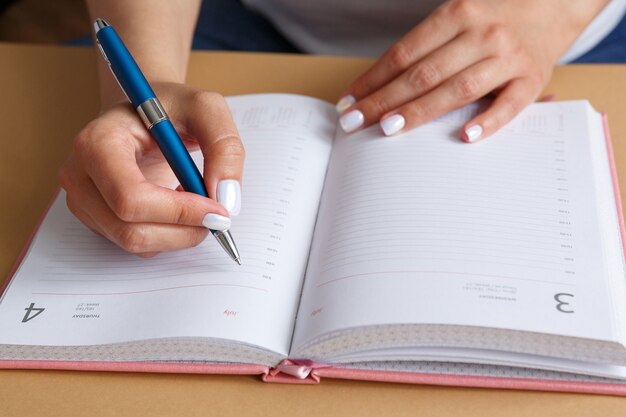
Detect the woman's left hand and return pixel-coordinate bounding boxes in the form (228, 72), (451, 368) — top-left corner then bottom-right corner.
(337, 0), (608, 142)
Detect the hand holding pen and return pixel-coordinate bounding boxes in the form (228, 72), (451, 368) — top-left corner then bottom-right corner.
(58, 19), (244, 262)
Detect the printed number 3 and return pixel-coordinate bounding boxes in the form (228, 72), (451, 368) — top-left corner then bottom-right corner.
(554, 293), (574, 314)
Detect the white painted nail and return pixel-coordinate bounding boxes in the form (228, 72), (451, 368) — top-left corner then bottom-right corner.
(336, 95), (356, 113)
(339, 110), (364, 133)
(380, 114), (405, 136)
(465, 124), (483, 142)
(217, 179), (241, 216)
(202, 213), (231, 231)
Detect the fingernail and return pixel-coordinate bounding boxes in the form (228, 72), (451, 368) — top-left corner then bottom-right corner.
(202, 213), (231, 231)
(217, 179), (241, 216)
(336, 95), (356, 113)
(465, 124), (483, 143)
(380, 114), (405, 136)
(339, 109), (364, 133)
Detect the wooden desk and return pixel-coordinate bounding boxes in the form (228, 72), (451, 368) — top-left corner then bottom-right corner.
(1, 42), (626, 416)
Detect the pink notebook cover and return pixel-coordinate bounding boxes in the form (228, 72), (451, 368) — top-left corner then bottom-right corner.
(2, 114), (626, 396)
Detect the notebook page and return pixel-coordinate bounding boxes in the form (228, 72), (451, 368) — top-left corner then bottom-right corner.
(293, 101), (622, 352)
(0, 94), (334, 357)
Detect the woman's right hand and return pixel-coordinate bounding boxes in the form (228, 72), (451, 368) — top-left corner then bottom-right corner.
(58, 82), (245, 257)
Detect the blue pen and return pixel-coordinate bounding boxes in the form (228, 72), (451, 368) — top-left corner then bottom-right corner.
(93, 18), (241, 265)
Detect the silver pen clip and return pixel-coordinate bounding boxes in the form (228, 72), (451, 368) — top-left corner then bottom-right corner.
(93, 18), (131, 104)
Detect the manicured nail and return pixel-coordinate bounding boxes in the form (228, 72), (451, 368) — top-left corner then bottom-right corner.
(465, 124), (483, 143)
(202, 213), (231, 231)
(339, 110), (364, 133)
(217, 179), (241, 216)
(380, 114), (405, 136)
(336, 95), (356, 113)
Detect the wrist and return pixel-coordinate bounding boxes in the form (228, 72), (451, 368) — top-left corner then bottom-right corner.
(521, 0), (610, 63)
(86, 1), (199, 109)
(97, 60), (186, 110)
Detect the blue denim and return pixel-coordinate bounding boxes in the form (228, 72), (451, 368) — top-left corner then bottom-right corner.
(573, 9), (626, 63)
(71, 0), (626, 62)
(191, 0), (299, 52)
(70, 0), (300, 53)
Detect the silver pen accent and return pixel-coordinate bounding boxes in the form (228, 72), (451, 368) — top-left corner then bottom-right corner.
(214, 230), (242, 265)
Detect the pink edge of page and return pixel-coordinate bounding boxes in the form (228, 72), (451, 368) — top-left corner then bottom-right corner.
(312, 368), (626, 396)
(602, 113), (626, 258)
(0, 360), (269, 376)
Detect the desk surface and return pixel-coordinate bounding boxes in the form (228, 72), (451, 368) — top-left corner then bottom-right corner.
(1, 42), (626, 416)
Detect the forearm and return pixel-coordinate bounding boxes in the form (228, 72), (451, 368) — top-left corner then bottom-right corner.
(86, 0), (201, 107)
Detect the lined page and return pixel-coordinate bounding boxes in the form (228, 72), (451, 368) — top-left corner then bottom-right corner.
(293, 101), (622, 351)
(0, 94), (335, 356)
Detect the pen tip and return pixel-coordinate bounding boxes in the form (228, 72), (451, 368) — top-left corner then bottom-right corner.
(235, 258), (242, 266)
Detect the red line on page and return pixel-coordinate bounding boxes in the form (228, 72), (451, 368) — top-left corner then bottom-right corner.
(32, 283), (268, 296)
(317, 270), (574, 287)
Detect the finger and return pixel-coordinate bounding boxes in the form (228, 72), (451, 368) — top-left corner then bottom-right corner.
(378, 58), (511, 135)
(72, 206), (160, 258)
(71, 202), (165, 258)
(339, 31), (488, 133)
(337, 7), (463, 110)
(182, 91), (245, 215)
(71, 170), (211, 254)
(75, 120), (229, 227)
(59, 159), (104, 237)
(462, 77), (542, 143)
(65, 194), (103, 237)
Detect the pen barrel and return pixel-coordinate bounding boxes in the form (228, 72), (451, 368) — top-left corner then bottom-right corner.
(150, 121), (209, 197)
(95, 26), (155, 106)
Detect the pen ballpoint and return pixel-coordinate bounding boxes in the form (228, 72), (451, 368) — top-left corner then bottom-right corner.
(93, 18), (241, 265)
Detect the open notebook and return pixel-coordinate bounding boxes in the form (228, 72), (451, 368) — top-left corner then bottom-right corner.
(2, 94), (626, 396)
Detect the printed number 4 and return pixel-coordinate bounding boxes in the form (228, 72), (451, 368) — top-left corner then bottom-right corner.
(22, 303), (45, 323)
(554, 293), (574, 314)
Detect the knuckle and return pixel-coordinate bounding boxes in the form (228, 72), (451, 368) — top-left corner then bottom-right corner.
(110, 191), (139, 222)
(455, 76), (481, 100)
(116, 224), (149, 254)
(449, 0), (481, 19)
(172, 201), (193, 225)
(212, 134), (246, 160)
(73, 121), (127, 161)
(407, 62), (441, 92)
(387, 43), (413, 70)
(510, 43), (529, 62)
(483, 24), (512, 53)
(72, 128), (93, 157)
(192, 90), (225, 109)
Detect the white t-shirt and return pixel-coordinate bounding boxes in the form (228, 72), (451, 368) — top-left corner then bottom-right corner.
(242, 0), (626, 63)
